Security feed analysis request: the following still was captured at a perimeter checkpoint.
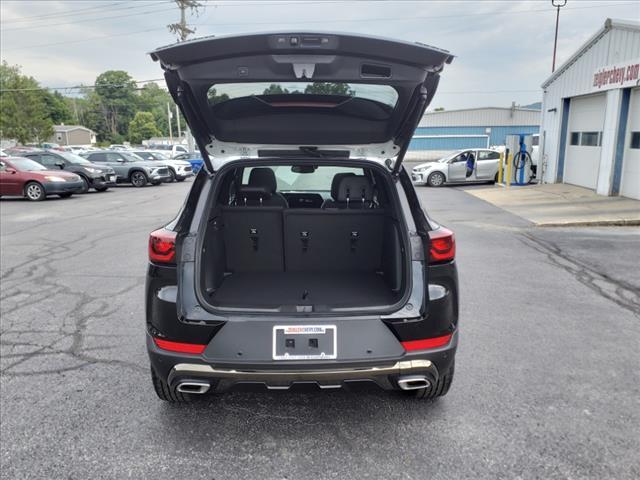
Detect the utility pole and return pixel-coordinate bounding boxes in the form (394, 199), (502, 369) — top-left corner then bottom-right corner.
(168, 0), (202, 42)
(175, 104), (181, 138)
(551, 0), (567, 72)
(167, 103), (173, 143)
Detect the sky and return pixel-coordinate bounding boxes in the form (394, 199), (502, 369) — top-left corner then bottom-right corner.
(1, 0), (639, 111)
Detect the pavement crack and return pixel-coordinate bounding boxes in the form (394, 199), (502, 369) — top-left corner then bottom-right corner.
(519, 232), (640, 317)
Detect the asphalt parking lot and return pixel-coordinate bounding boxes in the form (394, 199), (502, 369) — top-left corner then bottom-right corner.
(1, 180), (639, 479)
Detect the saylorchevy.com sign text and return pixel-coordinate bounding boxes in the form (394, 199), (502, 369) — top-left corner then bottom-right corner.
(592, 59), (640, 91)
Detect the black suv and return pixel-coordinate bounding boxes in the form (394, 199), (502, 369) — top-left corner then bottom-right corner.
(16, 150), (116, 193)
(146, 32), (458, 402)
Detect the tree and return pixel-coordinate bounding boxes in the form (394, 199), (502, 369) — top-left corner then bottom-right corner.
(136, 82), (183, 137)
(207, 87), (230, 105)
(128, 112), (160, 144)
(434, 107), (445, 112)
(42, 90), (73, 124)
(0, 62), (53, 144)
(94, 70), (137, 140)
(262, 84), (289, 95)
(304, 82), (355, 96)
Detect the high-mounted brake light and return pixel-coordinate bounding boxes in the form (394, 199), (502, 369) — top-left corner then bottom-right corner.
(428, 227), (455, 263)
(153, 338), (206, 354)
(149, 229), (176, 264)
(401, 333), (452, 352)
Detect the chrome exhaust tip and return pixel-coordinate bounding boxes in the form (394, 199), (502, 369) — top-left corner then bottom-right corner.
(176, 381), (210, 394)
(397, 375), (430, 391)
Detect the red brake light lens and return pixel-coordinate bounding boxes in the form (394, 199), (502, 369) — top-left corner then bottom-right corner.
(153, 338), (206, 354)
(428, 227), (455, 263)
(401, 333), (452, 352)
(149, 229), (176, 264)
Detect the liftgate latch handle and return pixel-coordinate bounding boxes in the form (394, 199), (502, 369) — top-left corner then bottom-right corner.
(300, 231), (310, 252)
(250, 228), (259, 251)
(350, 231), (359, 252)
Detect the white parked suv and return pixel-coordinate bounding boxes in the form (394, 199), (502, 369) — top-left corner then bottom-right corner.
(146, 144), (189, 158)
(131, 150), (193, 182)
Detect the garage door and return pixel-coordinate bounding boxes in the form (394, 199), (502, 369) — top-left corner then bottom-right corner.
(620, 88), (640, 200)
(564, 94), (606, 190)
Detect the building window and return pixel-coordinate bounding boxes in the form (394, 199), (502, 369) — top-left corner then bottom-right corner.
(631, 132), (640, 149)
(580, 131), (601, 147)
(570, 132), (580, 145)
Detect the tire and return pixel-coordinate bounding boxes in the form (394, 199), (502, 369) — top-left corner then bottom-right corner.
(176, 177), (185, 182)
(78, 176), (90, 194)
(94, 186), (109, 192)
(58, 193), (73, 198)
(168, 169), (176, 182)
(151, 180), (162, 186)
(427, 171), (446, 187)
(151, 368), (192, 403)
(129, 170), (148, 187)
(24, 182), (46, 201)
(406, 362), (454, 400)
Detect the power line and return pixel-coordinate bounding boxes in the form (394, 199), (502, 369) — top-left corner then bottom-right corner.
(193, 2), (640, 27)
(1, 1), (169, 25)
(2, 27), (168, 52)
(3, 5), (177, 32)
(0, 79), (165, 93)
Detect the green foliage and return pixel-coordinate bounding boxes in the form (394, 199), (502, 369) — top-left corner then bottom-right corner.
(42, 91), (73, 124)
(434, 107), (445, 112)
(262, 84), (290, 95)
(92, 70), (138, 141)
(128, 111), (160, 145)
(303, 82), (355, 96)
(136, 82), (183, 138)
(207, 87), (230, 105)
(0, 62), (53, 144)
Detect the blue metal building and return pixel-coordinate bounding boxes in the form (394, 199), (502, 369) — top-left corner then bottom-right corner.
(406, 106), (541, 161)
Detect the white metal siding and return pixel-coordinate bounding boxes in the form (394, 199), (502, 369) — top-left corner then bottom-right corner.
(419, 108), (540, 128)
(564, 94), (606, 189)
(540, 23), (640, 186)
(621, 88), (640, 200)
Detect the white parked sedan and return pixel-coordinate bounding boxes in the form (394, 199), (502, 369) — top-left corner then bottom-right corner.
(411, 148), (502, 187)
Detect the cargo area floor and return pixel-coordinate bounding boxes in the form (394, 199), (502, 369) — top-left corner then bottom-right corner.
(209, 272), (397, 309)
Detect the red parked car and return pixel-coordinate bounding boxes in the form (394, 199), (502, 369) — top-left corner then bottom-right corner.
(0, 157), (84, 201)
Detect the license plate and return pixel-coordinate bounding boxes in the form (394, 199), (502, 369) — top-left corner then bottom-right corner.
(272, 325), (337, 360)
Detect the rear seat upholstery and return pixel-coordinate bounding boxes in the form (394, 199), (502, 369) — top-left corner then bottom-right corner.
(220, 173), (386, 274)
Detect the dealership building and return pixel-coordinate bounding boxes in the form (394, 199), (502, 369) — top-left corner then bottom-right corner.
(539, 18), (640, 200)
(406, 106), (540, 161)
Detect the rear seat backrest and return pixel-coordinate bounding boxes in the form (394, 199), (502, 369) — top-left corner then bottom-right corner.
(325, 175), (375, 209)
(284, 209), (385, 272)
(221, 206), (284, 272)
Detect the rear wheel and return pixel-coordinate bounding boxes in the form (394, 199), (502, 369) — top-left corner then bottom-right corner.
(94, 186), (109, 192)
(130, 171), (148, 187)
(406, 362), (454, 400)
(427, 171), (446, 187)
(151, 368), (193, 403)
(176, 177), (186, 182)
(24, 182), (45, 201)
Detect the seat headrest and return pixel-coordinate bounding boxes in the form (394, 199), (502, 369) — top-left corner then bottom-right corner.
(336, 175), (373, 203)
(248, 168), (277, 193)
(235, 186), (272, 205)
(330, 172), (356, 200)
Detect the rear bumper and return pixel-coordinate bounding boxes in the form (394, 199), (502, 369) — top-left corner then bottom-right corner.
(147, 331), (457, 393)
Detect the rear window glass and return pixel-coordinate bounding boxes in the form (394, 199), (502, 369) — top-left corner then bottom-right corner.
(208, 82), (398, 107)
(242, 166), (364, 192)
